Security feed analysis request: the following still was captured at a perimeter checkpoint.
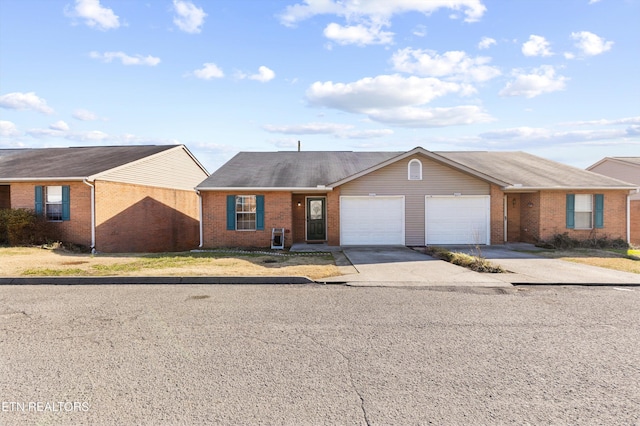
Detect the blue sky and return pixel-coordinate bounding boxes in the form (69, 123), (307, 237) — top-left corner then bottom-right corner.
(1, 0), (638, 172)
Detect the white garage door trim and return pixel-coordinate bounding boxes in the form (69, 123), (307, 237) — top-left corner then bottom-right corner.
(425, 195), (490, 245)
(340, 196), (405, 245)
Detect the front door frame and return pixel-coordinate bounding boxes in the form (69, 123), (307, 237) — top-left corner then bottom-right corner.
(306, 196), (327, 241)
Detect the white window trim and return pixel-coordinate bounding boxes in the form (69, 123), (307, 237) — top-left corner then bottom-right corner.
(45, 185), (63, 222)
(408, 159), (422, 181)
(574, 194), (594, 230)
(235, 195), (257, 231)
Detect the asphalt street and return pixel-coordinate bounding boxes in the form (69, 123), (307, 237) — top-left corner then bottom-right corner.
(1, 284), (639, 425)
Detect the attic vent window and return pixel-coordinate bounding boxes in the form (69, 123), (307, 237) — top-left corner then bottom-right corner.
(408, 159), (422, 181)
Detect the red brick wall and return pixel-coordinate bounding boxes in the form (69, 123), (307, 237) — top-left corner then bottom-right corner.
(94, 181), (200, 253)
(327, 188), (340, 246)
(490, 185), (505, 244)
(536, 190), (628, 242)
(630, 199), (639, 246)
(201, 191), (293, 248)
(9, 181), (93, 247)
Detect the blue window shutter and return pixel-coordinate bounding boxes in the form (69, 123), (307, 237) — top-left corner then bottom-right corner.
(61, 186), (70, 221)
(594, 194), (604, 228)
(226, 195), (236, 230)
(256, 195), (265, 230)
(35, 186), (43, 215)
(566, 194), (575, 229)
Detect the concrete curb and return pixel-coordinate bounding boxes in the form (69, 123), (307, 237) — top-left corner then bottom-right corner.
(0, 276), (316, 285)
(512, 282), (640, 287)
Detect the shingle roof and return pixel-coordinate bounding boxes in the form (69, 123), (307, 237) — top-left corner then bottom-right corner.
(197, 148), (637, 190)
(0, 145), (178, 179)
(198, 151), (401, 188)
(438, 151), (636, 189)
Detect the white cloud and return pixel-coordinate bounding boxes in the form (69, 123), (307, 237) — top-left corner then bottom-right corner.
(73, 109), (98, 121)
(173, 0), (207, 34)
(249, 66), (276, 82)
(263, 122), (353, 135)
(263, 122), (393, 139)
(499, 65), (568, 98)
(90, 51), (161, 66)
(0, 92), (54, 114)
(391, 48), (501, 82)
(563, 116), (640, 126)
(478, 126), (631, 147)
(570, 31), (613, 56)
(323, 22), (394, 46)
(478, 36), (496, 50)
(412, 25), (427, 37)
(0, 121), (20, 137)
(193, 63), (224, 80)
(49, 120), (70, 131)
(279, 0), (487, 27)
(588, 0), (602, 4)
(367, 105), (494, 127)
(306, 74), (468, 113)
(522, 35), (553, 57)
(66, 0), (120, 31)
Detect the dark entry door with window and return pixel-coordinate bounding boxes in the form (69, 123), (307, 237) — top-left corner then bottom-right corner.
(306, 197), (326, 241)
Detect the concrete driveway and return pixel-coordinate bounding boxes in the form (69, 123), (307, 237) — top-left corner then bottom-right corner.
(450, 244), (640, 285)
(325, 244), (640, 286)
(324, 246), (510, 287)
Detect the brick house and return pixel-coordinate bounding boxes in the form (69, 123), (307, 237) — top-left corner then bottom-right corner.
(587, 157), (640, 246)
(196, 147), (638, 249)
(0, 145), (209, 252)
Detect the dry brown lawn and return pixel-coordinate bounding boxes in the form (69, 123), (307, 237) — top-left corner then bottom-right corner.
(536, 248), (640, 274)
(0, 247), (341, 280)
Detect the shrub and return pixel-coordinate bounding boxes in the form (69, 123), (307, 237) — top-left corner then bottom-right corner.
(540, 232), (629, 250)
(0, 208), (59, 246)
(424, 246), (505, 273)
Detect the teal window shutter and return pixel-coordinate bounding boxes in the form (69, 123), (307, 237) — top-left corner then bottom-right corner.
(61, 186), (71, 221)
(256, 195), (265, 230)
(227, 195), (236, 230)
(594, 194), (604, 228)
(566, 194), (575, 229)
(35, 186), (43, 215)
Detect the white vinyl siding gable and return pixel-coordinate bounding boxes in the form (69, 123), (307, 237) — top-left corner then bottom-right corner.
(339, 154), (491, 246)
(97, 147), (208, 190)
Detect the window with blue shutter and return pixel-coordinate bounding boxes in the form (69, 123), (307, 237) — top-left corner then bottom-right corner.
(566, 194), (575, 229)
(256, 195), (264, 230)
(226, 195), (236, 230)
(61, 185), (70, 221)
(35, 186), (44, 216)
(594, 194), (604, 228)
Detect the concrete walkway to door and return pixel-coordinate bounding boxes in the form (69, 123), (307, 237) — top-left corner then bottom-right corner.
(321, 246), (511, 287)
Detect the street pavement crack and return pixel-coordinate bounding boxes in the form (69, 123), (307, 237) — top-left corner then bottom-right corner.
(301, 331), (371, 426)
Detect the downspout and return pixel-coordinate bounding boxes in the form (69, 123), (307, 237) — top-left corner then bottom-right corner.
(196, 189), (203, 248)
(82, 179), (96, 253)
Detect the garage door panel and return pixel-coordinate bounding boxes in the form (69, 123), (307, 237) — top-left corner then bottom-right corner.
(341, 197), (404, 245)
(426, 196), (489, 245)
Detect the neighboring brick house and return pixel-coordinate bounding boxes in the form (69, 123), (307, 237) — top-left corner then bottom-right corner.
(0, 145), (209, 252)
(196, 147), (638, 249)
(587, 157), (640, 246)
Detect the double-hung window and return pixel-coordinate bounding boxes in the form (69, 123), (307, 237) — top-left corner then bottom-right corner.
(226, 195), (264, 231)
(35, 185), (70, 221)
(236, 195), (257, 230)
(566, 194), (604, 229)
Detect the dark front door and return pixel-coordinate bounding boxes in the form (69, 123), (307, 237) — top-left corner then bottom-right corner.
(306, 197), (326, 241)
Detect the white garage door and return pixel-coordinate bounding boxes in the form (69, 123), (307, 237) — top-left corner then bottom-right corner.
(341, 196), (405, 245)
(425, 196), (490, 245)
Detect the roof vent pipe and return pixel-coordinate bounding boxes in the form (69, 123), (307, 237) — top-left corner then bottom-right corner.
(298, 140), (300, 152)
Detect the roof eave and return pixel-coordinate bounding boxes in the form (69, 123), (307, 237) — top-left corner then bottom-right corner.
(196, 186), (333, 192)
(0, 177), (86, 183)
(503, 185), (639, 192)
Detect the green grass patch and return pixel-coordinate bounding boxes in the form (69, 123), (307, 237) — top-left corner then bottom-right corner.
(22, 268), (86, 276)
